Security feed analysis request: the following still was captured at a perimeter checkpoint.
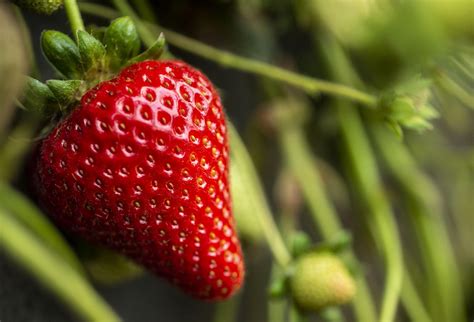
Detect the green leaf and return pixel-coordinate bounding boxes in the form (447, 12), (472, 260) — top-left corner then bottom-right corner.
(0, 182), (84, 274)
(0, 206), (120, 322)
(103, 16), (141, 71)
(127, 33), (166, 65)
(289, 231), (312, 258)
(41, 30), (83, 79)
(269, 272), (289, 298)
(21, 76), (58, 115)
(46, 79), (83, 110)
(77, 30), (106, 73)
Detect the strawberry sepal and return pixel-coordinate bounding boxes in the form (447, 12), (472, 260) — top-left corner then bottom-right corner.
(41, 30), (82, 79)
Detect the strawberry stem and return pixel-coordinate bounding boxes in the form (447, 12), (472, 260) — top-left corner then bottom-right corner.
(370, 123), (465, 322)
(228, 123), (292, 267)
(77, 2), (378, 108)
(64, 0), (85, 38)
(323, 41), (404, 322)
(274, 99), (377, 322)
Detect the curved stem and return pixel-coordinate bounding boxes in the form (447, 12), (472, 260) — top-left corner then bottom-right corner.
(336, 100), (403, 322)
(370, 123), (465, 322)
(78, 2), (377, 107)
(229, 123), (291, 267)
(63, 0), (85, 38)
(401, 270), (432, 322)
(276, 102), (376, 322)
(321, 40), (404, 322)
(0, 208), (120, 322)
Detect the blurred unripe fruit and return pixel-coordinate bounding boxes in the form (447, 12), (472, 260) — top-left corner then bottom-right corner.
(12, 0), (63, 15)
(290, 252), (356, 311)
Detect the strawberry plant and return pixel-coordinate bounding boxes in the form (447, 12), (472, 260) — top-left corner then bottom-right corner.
(0, 0), (472, 322)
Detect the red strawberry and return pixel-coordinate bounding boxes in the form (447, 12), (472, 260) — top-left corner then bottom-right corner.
(34, 60), (244, 300)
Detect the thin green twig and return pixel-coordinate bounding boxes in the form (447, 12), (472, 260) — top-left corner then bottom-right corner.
(77, 2), (377, 107)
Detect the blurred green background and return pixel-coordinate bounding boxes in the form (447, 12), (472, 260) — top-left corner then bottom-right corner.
(0, 0), (473, 321)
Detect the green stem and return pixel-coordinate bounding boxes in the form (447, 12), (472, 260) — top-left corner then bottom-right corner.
(0, 208), (120, 322)
(322, 37), (403, 322)
(370, 124), (466, 322)
(229, 123), (291, 267)
(275, 103), (377, 322)
(0, 183), (85, 274)
(336, 100), (403, 322)
(77, 2), (377, 107)
(278, 122), (341, 238)
(63, 0), (85, 37)
(401, 269), (432, 322)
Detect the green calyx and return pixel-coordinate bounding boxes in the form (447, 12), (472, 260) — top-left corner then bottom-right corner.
(41, 30), (82, 79)
(76, 30), (106, 79)
(103, 16), (141, 71)
(46, 80), (84, 111)
(289, 252), (356, 312)
(13, 0), (63, 15)
(25, 16), (166, 118)
(378, 76), (439, 136)
(21, 77), (58, 115)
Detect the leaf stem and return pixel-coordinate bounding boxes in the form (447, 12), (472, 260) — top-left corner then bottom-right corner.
(0, 208), (120, 322)
(77, 2), (377, 107)
(0, 183), (85, 274)
(275, 101), (377, 322)
(63, 0), (85, 38)
(229, 123), (291, 267)
(370, 124), (466, 322)
(322, 40), (404, 322)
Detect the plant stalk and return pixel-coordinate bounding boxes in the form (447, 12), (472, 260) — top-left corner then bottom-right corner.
(0, 208), (120, 322)
(63, 0), (85, 37)
(275, 101), (377, 322)
(229, 123), (291, 267)
(78, 2), (377, 107)
(370, 124), (466, 322)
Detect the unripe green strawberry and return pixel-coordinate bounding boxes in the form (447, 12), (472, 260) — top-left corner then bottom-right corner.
(289, 252), (356, 311)
(12, 0), (63, 15)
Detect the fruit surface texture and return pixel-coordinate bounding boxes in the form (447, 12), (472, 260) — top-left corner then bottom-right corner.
(34, 60), (244, 300)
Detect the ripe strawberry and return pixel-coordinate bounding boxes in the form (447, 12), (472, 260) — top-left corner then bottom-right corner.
(34, 60), (244, 300)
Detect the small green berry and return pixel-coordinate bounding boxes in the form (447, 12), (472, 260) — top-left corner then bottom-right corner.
(12, 0), (63, 15)
(289, 252), (356, 312)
